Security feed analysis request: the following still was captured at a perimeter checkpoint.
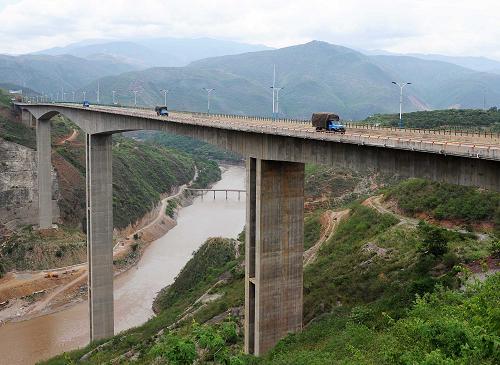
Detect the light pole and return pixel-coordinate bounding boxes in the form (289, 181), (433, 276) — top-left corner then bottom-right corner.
(97, 81), (100, 104)
(132, 90), (139, 107)
(392, 81), (411, 128)
(112, 90), (116, 105)
(270, 65), (284, 121)
(160, 89), (169, 108)
(72, 91), (75, 102)
(203, 88), (215, 114)
(83, 91), (87, 101)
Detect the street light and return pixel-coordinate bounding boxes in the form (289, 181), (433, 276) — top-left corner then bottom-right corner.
(112, 90), (116, 105)
(132, 90), (139, 107)
(392, 81), (411, 128)
(203, 88), (215, 114)
(82, 91), (87, 101)
(270, 65), (284, 120)
(160, 89), (169, 108)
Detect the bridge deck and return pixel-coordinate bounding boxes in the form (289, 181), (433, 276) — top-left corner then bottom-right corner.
(18, 103), (500, 161)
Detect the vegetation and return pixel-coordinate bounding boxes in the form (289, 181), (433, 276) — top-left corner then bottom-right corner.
(112, 137), (195, 228)
(260, 275), (500, 365)
(362, 108), (500, 131)
(135, 131), (242, 162)
(153, 237), (239, 313)
(165, 199), (178, 218)
(385, 178), (500, 229)
(0, 113), (36, 148)
(191, 158), (222, 189)
(0, 225), (86, 271)
(0, 88), (12, 108)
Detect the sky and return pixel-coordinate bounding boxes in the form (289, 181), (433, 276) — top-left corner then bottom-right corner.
(0, 0), (500, 59)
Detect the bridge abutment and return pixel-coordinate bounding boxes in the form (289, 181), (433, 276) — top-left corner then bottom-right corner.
(86, 133), (114, 341)
(36, 119), (52, 229)
(245, 158), (304, 355)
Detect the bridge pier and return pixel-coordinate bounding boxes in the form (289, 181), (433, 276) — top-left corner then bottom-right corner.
(36, 119), (52, 229)
(245, 158), (304, 355)
(86, 133), (114, 341)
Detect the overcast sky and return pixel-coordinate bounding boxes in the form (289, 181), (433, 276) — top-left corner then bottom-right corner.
(1, 0), (499, 59)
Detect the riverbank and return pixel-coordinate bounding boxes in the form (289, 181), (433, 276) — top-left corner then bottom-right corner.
(0, 165), (211, 325)
(0, 164), (246, 365)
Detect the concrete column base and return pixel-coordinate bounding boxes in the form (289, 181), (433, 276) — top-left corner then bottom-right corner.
(36, 119), (52, 229)
(245, 158), (305, 355)
(86, 133), (114, 341)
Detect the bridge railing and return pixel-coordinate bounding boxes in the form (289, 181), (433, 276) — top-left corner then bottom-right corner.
(25, 102), (500, 139)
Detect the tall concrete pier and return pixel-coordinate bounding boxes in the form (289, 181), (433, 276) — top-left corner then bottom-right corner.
(86, 133), (114, 340)
(36, 119), (52, 229)
(245, 158), (304, 355)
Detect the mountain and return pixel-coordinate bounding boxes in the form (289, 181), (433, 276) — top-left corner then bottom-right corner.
(81, 41), (500, 119)
(371, 55), (500, 109)
(0, 54), (137, 96)
(363, 49), (500, 75)
(34, 37), (272, 67)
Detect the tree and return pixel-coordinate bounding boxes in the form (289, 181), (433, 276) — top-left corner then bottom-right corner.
(417, 221), (448, 256)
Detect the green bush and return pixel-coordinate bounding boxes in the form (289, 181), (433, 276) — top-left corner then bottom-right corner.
(150, 333), (196, 365)
(489, 240), (500, 258)
(417, 221), (449, 256)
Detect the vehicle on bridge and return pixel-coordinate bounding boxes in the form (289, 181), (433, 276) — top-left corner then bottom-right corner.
(155, 106), (169, 116)
(312, 112), (345, 133)
(83, 101), (90, 107)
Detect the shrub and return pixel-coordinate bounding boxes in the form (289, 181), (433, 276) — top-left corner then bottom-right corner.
(489, 240), (500, 258)
(417, 221), (449, 256)
(150, 333), (196, 365)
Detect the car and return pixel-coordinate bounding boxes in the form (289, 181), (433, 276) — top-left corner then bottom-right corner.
(83, 101), (90, 107)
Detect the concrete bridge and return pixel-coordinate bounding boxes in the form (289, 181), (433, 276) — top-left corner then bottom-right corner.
(15, 103), (500, 356)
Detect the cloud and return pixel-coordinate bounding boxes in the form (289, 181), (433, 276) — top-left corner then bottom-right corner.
(0, 0), (499, 59)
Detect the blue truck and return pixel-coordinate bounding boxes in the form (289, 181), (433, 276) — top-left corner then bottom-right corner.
(312, 113), (345, 133)
(83, 101), (90, 107)
(155, 106), (169, 116)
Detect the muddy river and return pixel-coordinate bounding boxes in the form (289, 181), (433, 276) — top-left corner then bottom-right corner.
(0, 165), (246, 365)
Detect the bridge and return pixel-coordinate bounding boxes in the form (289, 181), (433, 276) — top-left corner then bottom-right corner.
(15, 103), (500, 356)
(186, 188), (245, 199)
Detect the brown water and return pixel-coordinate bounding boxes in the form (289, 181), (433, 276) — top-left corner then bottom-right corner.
(0, 165), (246, 365)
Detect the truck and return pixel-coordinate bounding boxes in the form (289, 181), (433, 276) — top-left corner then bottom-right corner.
(83, 101), (90, 107)
(311, 112), (345, 133)
(155, 106), (169, 116)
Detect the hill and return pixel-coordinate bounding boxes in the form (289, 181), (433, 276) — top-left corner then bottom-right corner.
(41, 172), (500, 364)
(0, 54), (137, 96)
(361, 108), (500, 131)
(34, 37), (272, 68)
(80, 41), (500, 119)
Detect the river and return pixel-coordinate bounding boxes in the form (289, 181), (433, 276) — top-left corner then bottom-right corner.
(0, 165), (246, 365)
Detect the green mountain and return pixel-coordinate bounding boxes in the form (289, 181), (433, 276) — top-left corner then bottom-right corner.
(80, 41), (500, 119)
(0, 54), (137, 96)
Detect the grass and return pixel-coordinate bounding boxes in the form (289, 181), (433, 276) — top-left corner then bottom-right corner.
(0, 114), (36, 148)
